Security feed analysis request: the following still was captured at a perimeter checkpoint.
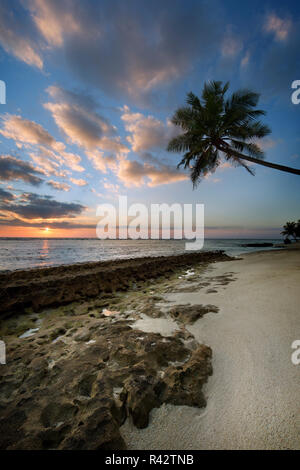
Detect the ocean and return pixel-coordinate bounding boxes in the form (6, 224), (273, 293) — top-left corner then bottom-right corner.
(0, 238), (282, 272)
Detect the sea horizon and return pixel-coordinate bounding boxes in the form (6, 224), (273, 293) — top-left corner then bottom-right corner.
(0, 237), (282, 272)
(0, 236), (283, 240)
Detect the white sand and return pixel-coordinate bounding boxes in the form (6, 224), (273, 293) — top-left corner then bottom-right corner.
(121, 249), (300, 450)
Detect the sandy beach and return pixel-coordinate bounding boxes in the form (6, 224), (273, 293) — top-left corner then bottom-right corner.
(122, 247), (300, 450)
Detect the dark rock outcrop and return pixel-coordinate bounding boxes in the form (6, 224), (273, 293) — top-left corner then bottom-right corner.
(0, 251), (231, 315)
(240, 243), (273, 248)
(169, 304), (219, 324)
(0, 308), (212, 450)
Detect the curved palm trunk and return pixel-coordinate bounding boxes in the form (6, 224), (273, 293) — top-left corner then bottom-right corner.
(218, 145), (300, 176)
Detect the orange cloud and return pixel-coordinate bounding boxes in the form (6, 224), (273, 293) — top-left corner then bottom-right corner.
(30, 0), (82, 47)
(70, 177), (87, 186)
(0, 2), (43, 69)
(117, 158), (187, 188)
(47, 180), (71, 191)
(264, 13), (292, 41)
(44, 86), (129, 173)
(0, 114), (84, 173)
(121, 105), (179, 153)
(1, 114), (54, 147)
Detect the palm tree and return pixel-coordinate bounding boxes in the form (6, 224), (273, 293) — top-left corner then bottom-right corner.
(167, 81), (300, 186)
(281, 221), (297, 241)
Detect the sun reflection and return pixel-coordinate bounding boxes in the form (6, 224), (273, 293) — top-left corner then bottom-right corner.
(42, 239), (49, 253)
(38, 238), (50, 267)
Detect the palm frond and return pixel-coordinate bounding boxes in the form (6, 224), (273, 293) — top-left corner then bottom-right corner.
(186, 92), (203, 110)
(166, 80), (280, 187)
(230, 140), (265, 159)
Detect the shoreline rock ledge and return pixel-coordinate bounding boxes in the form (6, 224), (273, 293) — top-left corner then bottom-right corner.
(0, 251), (231, 315)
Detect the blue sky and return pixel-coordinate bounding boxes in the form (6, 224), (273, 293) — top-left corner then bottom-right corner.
(0, 0), (299, 238)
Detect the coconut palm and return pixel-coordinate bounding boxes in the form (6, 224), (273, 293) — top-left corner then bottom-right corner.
(281, 221), (297, 240)
(167, 81), (300, 186)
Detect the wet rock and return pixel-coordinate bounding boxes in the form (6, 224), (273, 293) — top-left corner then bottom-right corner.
(40, 402), (78, 428)
(62, 399), (126, 450)
(74, 329), (91, 342)
(50, 328), (66, 341)
(0, 312), (213, 449)
(0, 410), (26, 450)
(169, 304), (219, 324)
(122, 375), (160, 428)
(0, 252), (221, 449)
(0, 251), (232, 315)
(160, 345), (213, 407)
(37, 423), (71, 449)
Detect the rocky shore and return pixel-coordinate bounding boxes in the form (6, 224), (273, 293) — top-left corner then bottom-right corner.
(0, 251), (233, 450)
(0, 250), (231, 315)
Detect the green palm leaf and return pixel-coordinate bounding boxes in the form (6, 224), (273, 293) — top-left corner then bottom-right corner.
(167, 80), (300, 185)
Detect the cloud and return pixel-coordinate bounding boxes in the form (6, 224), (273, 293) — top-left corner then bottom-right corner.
(45, 86), (116, 149)
(244, 15), (300, 97)
(70, 177), (87, 187)
(27, 0), (221, 103)
(85, 150), (117, 173)
(1, 1), (221, 104)
(103, 181), (120, 193)
(0, 187), (15, 202)
(118, 107), (186, 187)
(29, 0), (82, 47)
(29, 152), (59, 175)
(47, 180), (71, 191)
(240, 51), (250, 67)
(0, 114), (55, 147)
(0, 189), (85, 219)
(0, 216), (96, 229)
(221, 29), (243, 58)
(255, 137), (279, 151)
(117, 158), (187, 187)
(0, 114), (84, 173)
(264, 13), (292, 41)
(44, 86), (129, 172)
(0, 155), (44, 185)
(0, 0), (43, 69)
(121, 106), (179, 153)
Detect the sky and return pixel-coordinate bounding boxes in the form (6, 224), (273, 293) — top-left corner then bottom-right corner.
(0, 0), (299, 238)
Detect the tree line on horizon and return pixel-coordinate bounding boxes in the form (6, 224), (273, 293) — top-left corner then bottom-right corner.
(281, 220), (300, 242)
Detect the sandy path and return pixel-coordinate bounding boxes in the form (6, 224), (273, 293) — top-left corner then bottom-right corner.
(121, 249), (300, 450)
